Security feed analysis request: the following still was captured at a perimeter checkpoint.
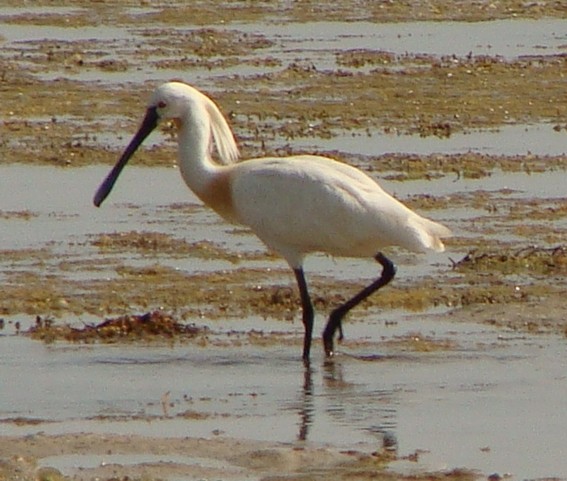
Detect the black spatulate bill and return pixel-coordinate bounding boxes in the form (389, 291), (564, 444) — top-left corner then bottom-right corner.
(93, 106), (159, 207)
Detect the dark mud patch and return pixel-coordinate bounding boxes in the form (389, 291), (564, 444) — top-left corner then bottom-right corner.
(0, 209), (39, 220)
(442, 291), (567, 337)
(379, 331), (459, 352)
(452, 245), (567, 276)
(368, 152), (567, 181)
(90, 230), (272, 262)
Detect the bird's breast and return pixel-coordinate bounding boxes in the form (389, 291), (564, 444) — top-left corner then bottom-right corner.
(193, 170), (239, 223)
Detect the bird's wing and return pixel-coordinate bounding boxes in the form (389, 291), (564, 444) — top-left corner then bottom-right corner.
(229, 155), (449, 263)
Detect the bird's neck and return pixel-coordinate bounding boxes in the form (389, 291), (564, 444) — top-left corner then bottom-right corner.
(176, 118), (236, 222)
(177, 116), (219, 189)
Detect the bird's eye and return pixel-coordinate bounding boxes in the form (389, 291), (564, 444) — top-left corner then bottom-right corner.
(157, 100), (167, 109)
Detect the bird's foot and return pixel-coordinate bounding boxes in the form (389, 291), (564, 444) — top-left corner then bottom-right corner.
(323, 335), (334, 357)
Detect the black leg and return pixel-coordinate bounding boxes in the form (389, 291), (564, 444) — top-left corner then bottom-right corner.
(337, 322), (344, 341)
(323, 252), (396, 357)
(294, 268), (314, 362)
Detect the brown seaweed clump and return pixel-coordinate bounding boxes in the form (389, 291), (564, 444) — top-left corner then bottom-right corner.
(452, 245), (567, 275)
(26, 311), (204, 344)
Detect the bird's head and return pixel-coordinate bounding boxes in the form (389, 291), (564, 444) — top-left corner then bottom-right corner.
(149, 81), (196, 124)
(93, 81), (194, 207)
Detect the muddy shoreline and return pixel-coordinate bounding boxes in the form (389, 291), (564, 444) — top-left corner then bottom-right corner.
(1, 2), (567, 481)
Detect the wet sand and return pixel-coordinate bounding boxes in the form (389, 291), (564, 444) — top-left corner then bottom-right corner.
(1, 2), (566, 481)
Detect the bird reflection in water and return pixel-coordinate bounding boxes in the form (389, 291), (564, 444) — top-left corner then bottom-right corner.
(295, 359), (398, 452)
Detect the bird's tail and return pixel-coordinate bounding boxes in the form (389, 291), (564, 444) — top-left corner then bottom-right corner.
(408, 216), (452, 253)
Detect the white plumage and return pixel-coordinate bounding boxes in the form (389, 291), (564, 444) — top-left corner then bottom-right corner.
(94, 81), (451, 362)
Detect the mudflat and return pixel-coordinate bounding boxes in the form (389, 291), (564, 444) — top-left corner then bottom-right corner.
(1, 2), (566, 480)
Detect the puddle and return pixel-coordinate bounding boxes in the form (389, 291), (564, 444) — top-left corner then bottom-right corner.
(240, 19), (567, 68)
(0, 24), (132, 43)
(295, 123), (567, 157)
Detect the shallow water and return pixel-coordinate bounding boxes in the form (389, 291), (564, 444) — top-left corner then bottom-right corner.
(296, 123), (567, 157)
(1, 319), (567, 479)
(0, 163), (564, 284)
(242, 18), (567, 63)
(81, 121), (567, 157)
(1, 163), (567, 479)
(2, 16), (566, 86)
(2, 14), (565, 57)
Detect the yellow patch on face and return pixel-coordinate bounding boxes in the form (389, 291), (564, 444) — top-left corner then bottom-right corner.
(172, 117), (182, 130)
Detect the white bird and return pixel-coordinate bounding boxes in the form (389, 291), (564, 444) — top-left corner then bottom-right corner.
(94, 81), (451, 361)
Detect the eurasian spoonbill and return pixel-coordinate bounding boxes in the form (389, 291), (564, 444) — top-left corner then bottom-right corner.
(94, 81), (451, 361)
